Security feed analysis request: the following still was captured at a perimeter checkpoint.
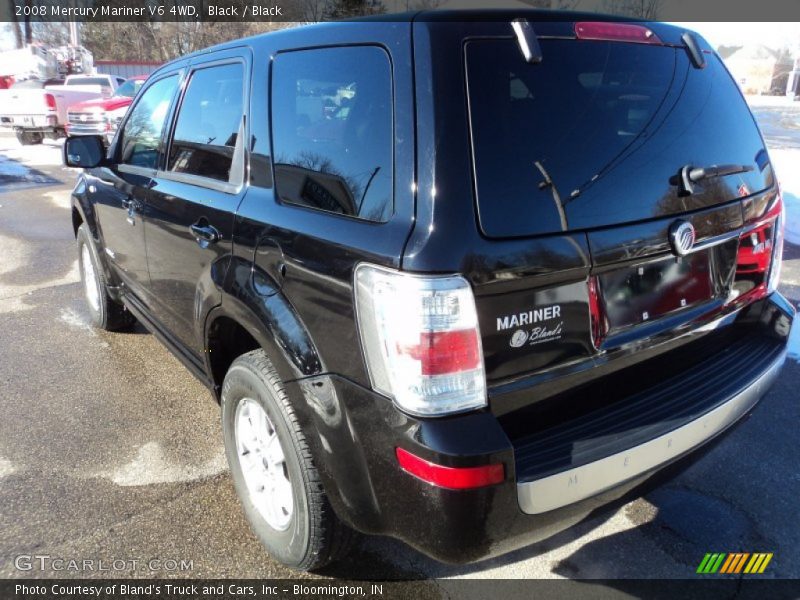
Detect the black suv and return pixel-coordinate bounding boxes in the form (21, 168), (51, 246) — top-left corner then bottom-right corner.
(65, 12), (795, 570)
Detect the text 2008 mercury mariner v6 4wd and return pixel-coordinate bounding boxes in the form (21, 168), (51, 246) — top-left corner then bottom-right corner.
(64, 12), (795, 569)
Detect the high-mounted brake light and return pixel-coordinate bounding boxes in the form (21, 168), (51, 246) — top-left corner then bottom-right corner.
(396, 448), (504, 490)
(355, 264), (487, 417)
(575, 22), (662, 45)
(44, 93), (57, 111)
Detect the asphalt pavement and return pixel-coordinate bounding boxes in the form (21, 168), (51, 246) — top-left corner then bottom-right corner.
(0, 104), (798, 582)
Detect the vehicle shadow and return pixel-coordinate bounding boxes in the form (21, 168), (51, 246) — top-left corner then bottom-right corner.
(319, 507), (621, 580)
(0, 154), (61, 193)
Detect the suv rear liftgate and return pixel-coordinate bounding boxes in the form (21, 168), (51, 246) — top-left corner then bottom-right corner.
(419, 19), (792, 515)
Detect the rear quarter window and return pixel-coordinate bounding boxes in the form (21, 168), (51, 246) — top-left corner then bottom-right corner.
(271, 46), (393, 223)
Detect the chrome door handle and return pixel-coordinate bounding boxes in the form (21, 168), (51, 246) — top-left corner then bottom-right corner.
(190, 222), (220, 246)
(123, 196), (136, 226)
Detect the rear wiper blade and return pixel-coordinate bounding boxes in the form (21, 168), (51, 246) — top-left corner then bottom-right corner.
(673, 163), (754, 196)
(512, 19), (543, 64)
(534, 160), (568, 231)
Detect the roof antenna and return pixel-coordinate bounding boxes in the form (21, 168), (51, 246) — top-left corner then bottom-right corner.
(512, 19), (543, 65)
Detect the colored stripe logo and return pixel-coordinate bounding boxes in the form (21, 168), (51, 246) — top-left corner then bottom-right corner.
(696, 552), (773, 574)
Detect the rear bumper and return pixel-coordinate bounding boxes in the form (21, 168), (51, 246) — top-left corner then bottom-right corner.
(517, 345), (786, 514)
(0, 114), (58, 130)
(287, 292), (794, 564)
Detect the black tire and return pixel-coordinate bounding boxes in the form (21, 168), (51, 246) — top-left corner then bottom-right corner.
(15, 130), (43, 145)
(221, 350), (354, 571)
(76, 224), (135, 331)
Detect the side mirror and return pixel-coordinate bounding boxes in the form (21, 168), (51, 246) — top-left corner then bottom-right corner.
(63, 135), (106, 168)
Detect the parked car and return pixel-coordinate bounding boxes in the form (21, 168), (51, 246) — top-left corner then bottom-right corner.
(64, 13), (794, 570)
(0, 74), (119, 144)
(60, 73), (124, 96)
(0, 78), (84, 144)
(66, 76), (147, 142)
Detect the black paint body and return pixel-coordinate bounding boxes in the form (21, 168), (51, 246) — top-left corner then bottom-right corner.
(69, 12), (795, 563)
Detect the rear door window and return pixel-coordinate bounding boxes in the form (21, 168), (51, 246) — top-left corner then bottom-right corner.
(271, 46), (393, 223)
(466, 38), (770, 238)
(167, 62), (245, 184)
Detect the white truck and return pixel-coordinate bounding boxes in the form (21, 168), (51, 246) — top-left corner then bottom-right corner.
(0, 74), (123, 144)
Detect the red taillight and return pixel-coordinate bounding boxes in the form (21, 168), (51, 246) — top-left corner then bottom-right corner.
(396, 448), (504, 490)
(575, 22), (662, 45)
(44, 93), (56, 111)
(588, 275), (608, 350)
(355, 265), (487, 416)
(398, 330), (481, 376)
(731, 193), (782, 305)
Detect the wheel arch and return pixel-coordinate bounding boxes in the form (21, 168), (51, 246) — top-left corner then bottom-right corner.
(203, 281), (324, 400)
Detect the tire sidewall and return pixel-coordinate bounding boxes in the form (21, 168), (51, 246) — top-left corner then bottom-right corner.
(221, 363), (312, 567)
(76, 225), (107, 329)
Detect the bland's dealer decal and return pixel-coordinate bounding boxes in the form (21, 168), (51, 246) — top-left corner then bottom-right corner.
(497, 304), (564, 348)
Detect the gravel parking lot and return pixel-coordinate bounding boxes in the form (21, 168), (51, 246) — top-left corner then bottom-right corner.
(0, 100), (798, 582)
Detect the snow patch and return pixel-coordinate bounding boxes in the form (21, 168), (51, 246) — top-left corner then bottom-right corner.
(0, 458), (17, 479)
(59, 307), (94, 333)
(785, 193), (800, 247)
(766, 149), (800, 246)
(44, 189), (71, 210)
(100, 442), (227, 487)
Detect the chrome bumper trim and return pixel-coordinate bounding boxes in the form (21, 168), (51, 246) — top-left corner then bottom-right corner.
(517, 349), (787, 515)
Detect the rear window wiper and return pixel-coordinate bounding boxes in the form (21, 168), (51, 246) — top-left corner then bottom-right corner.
(673, 163), (754, 196)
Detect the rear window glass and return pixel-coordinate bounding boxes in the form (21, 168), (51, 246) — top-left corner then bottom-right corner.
(115, 79), (144, 98)
(466, 39), (769, 238)
(67, 77), (111, 86)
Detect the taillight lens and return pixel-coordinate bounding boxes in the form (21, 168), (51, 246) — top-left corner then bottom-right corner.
(768, 194), (785, 294)
(731, 192), (783, 304)
(44, 93), (56, 111)
(575, 22), (662, 45)
(354, 264), (487, 417)
(588, 275), (608, 350)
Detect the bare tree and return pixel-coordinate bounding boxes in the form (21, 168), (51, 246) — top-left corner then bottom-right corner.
(30, 22), (71, 47)
(23, 0), (32, 44)
(601, 0), (661, 19)
(81, 21), (297, 62)
(298, 0), (330, 21)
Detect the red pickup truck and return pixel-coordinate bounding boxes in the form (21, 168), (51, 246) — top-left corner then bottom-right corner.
(65, 75), (146, 141)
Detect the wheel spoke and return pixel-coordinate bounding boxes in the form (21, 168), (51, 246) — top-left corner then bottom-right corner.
(234, 398), (293, 531)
